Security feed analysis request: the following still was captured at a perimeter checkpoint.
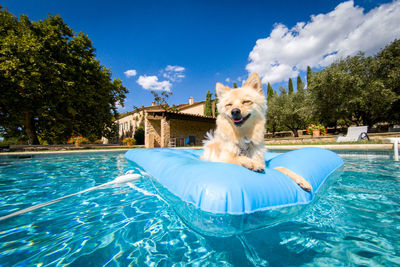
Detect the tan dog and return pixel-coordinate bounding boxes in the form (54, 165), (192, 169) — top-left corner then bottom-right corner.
(200, 73), (313, 191)
(201, 73), (267, 172)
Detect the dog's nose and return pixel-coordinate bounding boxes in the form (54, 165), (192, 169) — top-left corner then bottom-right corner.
(231, 108), (241, 117)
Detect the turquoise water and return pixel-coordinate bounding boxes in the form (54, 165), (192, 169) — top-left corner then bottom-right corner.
(0, 151), (399, 266)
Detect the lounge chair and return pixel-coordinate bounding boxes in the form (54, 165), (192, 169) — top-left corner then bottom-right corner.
(185, 136), (196, 146)
(336, 126), (369, 142)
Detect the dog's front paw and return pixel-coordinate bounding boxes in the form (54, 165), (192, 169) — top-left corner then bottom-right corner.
(252, 159), (265, 172)
(243, 161), (265, 172)
(251, 163), (265, 173)
(251, 167), (264, 173)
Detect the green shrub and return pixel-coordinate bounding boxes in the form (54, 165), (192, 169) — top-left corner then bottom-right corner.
(134, 126), (145, 145)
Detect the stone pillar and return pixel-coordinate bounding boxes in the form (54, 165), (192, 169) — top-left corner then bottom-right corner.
(146, 134), (154, 148)
(145, 116), (161, 148)
(144, 113), (153, 148)
(161, 117), (170, 148)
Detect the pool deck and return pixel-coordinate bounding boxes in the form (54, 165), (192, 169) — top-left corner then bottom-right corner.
(0, 148), (131, 156)
(265, 143), (395, 151)
(0, 143), (397, 156)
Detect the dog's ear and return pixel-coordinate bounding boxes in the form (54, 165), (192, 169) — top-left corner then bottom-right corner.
(244, 73), (263, 94)
(216, 83), (230, 98)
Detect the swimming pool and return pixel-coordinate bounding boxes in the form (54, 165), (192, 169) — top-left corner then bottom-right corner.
(0, 150), (399, 266)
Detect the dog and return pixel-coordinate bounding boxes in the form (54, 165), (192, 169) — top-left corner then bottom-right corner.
(200, 73), (267, 172)
(200, 73), (312, 191)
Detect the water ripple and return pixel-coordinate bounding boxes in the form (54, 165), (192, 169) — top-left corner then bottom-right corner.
(0, 152), (399, 266)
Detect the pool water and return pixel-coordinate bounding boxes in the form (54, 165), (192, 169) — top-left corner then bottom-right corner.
(0, 151), (399, 266)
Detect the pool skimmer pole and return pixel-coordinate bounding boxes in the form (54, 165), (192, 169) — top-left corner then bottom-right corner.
(0, 171), (142, 222)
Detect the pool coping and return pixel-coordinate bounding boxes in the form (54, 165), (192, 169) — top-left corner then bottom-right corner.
(0, 144), (396, 156)
(265, 144), (395, 150)
(0, 148), (131, 156)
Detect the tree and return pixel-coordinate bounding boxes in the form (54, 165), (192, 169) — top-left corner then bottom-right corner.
(204, 90), (213, 116)
(307, 66), (312, 88)
(103, 122), (119, 144)
(267, 83), (274, 102)
(214, 93), (219, 117)
(308, 53), (396, 127)
(134, 126), (145, 145)
(296, 76), (304, 95)
(149, 90), (174, 111)
(0, 9), (128, 144)
(233, 82), (238, 88)
(308, 58), (359, 127)
(267, 87), (309, 137)
(266, 98), (280, 136)
(374, 39), (400, 124)
(266, 83), (280, 136)
(288, 78), (294, 95)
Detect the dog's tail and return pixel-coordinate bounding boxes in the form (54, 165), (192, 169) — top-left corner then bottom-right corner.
(200, 130), (217, 160)
(202, 130), (215, 146)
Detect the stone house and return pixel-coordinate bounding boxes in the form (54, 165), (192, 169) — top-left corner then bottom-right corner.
(145, 109), (215, 148)
(112, 97), (216, 147)
(116, 112), (142, 139)
(179, 97), (216, 117)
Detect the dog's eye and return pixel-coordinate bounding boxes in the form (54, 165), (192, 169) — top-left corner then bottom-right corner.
(242, 100), (252, 105)
(225, 103), (232, 108)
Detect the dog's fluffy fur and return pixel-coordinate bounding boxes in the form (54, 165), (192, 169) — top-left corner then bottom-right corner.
(200, 73), (267, 172)
(200, 73), (313, 191)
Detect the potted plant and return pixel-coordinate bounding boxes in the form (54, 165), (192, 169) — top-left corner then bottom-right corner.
(68, 136), (89, 147)
(122, 137), (135, 146)
(306, 123), (327, 137)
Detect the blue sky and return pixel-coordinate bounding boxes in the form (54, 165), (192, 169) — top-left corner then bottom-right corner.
(2, 0), (398, 112)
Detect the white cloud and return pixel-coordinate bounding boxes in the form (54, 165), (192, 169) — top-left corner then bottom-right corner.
(165, 65), (185, 72)
(136, 65), (185, 91)
(137, 75), (172, 91)
(225, 77), (231, 83)
(115, 100), (124, 110)
(162, 65), (185, 82)
(124, 69), (137, 77)
(246, 0), (400, 84)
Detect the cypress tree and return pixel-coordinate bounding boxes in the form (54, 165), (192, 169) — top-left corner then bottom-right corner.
(267, 83), (274, 102)
(214, 93), (219, 117)
(288, 78), (294, 95)
(297, 76), (304, 95)
(204, 90), (213, 116)
(233, 82), (238, 88)
(307, 66), (312, 88)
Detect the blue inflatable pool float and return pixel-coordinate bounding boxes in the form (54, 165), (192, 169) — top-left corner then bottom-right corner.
(125, 147), (344, 236)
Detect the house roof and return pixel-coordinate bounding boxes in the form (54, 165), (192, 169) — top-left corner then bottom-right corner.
(117, 104), (164, 119)
(148, 109), (214, 117)
(146, 110), (216, 121)
(117, 99), (214, 120)
(176, 100), (207, 110)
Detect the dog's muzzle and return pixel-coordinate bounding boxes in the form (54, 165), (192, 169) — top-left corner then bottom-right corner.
(231, 108), (250, 127)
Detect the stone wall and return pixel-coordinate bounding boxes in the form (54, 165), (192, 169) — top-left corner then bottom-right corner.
(169, 118), (215, 146)
(180, 104), (204, 116)
(264, 135), (336, 145)
(146, 119), (161, 148)
(180, 101), (216, 117)
(115, 113), (142, 138)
